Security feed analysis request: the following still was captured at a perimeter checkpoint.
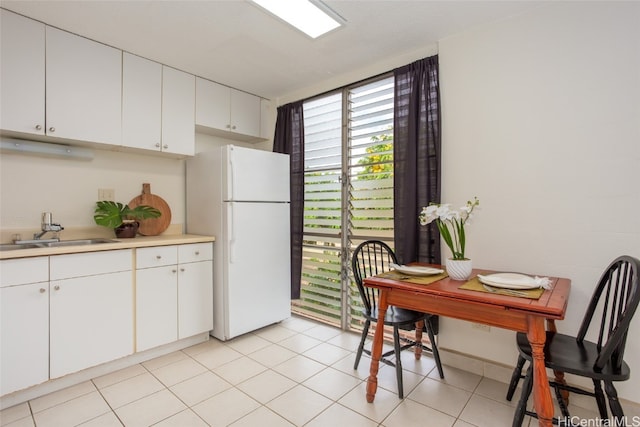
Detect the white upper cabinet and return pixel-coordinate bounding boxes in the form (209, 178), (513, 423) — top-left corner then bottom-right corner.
(231, 89), (261, 138)
(0, 9), (45, 136)
(1, 10), (122, 146)
(123, 56), (196, 156)
(122, 53), (162, 151)
(45, 26), (122, 146)
(162, 66), (195, 156)
(195, 77), (263, 140)
(196, 77), (230, 131)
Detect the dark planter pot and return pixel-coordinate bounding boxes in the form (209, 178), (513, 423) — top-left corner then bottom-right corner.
(114, 221), (139, 238)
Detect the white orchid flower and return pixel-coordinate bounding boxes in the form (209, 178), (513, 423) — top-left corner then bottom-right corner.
(419, 197), (480, 260)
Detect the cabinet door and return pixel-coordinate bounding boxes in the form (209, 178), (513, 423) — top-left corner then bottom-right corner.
(195, 77), (230, 130)
(178, 260), (213, 338)
(260, 98), (274, 140)
(46, 26), (122, 145)
(230, 89), (261, 138)
(122, 53), (162, 151)
(136, 266), (178, 352)
(50, 271), (133, 378)
(0, 282), (49, 395)
(162, 66), (195, 156)
(0, 10), (45, 135)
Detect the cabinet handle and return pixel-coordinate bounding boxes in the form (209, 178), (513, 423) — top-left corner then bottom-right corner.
(171, 269), (177, 273)
(180, 268), (185, 272)
(195, 251), (200, 255)
(155, 143), (161, 148)
(156, 255), (162, 259)
(232, 125), (236, 130)
(163, 144), (168, 149)
(54, 285), (60, 291)
(226, 124), (231, 129)
(35, 124), (42, 130)
(39, 288), (46, 293)
(49, 127), (56, 132)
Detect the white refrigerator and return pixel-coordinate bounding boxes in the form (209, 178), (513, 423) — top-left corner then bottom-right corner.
(186, 145), (291, 341)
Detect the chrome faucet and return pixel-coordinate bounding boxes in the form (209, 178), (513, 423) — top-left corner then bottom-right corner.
(33, 212), (64, 241)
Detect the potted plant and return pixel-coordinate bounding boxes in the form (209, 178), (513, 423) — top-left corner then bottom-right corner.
(419, 197), (480, 280)
(94, 201), (161, 238)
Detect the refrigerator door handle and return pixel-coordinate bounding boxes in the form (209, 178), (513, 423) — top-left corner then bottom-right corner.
(228, 146), (235, 200)
(228, 202), (235, 263)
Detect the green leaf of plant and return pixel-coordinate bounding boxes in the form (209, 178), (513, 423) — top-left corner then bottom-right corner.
(94, 201), (161, 228)
(94, 201), (128, 228)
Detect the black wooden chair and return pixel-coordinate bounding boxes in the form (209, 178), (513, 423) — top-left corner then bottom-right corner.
(506, 255), (640, 426)
(351, 240), (444, 398)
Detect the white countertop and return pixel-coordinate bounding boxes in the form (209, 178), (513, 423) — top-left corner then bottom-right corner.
(0, 234), (215, 260)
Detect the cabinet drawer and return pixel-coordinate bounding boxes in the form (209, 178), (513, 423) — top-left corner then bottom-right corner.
(50, 249), (132, 280)
(136, 245), (178, 269)
(178, 243), (213, 264)
(0, 257), (49, 287)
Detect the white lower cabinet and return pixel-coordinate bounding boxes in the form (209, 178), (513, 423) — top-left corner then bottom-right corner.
(136, 243), (213, 351)
(0, 242), (212, 397)
(178, 258), (214, 339)
(136, 246), (178, 352)
(49, 250), (133, 378)
(0, 257), (49, 396)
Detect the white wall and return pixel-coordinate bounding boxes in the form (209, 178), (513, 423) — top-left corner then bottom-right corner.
(0, 147), (185, 232)
(438, 2), (640, 401)
(0, 133), (270, 237)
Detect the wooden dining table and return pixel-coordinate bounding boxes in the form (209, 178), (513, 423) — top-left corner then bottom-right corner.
(363, 265), (571, 427)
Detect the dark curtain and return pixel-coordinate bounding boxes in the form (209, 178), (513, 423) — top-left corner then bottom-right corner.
(393, 55), (441, 265)
(273, 101), (305, 299)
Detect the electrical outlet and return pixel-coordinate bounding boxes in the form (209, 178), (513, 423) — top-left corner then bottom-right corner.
(471, 323), (491, 332)
(98, 188), (115, 201)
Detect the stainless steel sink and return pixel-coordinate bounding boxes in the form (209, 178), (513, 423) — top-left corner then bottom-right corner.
(0, 243), (41, 251)
(0, 239), (117, 251)
(35, 238), (117, 247)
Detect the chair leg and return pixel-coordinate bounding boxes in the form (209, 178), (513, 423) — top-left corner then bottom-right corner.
(592, 379), (609, 420)
(604, 381), (625, 422)
(512, 365), (533, 427)
(354, 320), (370, 370)
(414, 320), (424, 360)
(425, 317), (444, 379)
(554, 382), (570, 419)
(393, 326), (404, 399)
(506, 355), (526, 401)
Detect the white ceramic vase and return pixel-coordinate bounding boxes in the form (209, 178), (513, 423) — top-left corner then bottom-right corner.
(445, 258), (473, 281)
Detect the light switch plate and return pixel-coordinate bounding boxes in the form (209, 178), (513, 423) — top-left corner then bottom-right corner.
(98, 188), (115, 201)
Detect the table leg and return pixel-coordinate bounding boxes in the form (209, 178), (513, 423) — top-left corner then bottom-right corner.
(546, 320), (569, 406)
(414, 320), (424, 360)
(528, 316), (554, 427)
(366, 290), (388, 403)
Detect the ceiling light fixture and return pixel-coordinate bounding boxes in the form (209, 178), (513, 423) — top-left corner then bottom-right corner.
(251, 0), (344, 39)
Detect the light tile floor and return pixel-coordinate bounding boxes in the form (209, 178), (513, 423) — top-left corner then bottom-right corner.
(2, 315), (638, 427)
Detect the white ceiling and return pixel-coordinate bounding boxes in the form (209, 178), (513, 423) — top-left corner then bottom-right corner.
(1, 0), (543, 100)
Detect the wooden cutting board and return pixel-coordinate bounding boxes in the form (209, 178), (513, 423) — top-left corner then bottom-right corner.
(128, 183), (172, 236)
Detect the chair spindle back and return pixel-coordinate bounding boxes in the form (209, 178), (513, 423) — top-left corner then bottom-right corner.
(351, 240), (398, 316)
(577, 256), (640, 372)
